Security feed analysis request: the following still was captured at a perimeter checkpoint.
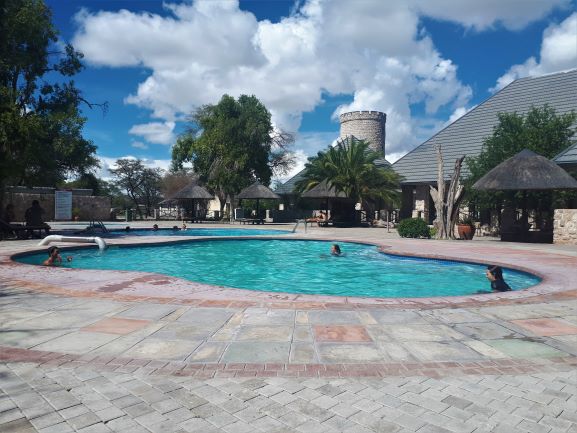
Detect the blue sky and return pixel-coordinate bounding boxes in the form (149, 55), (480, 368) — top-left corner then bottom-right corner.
(47, 0), (577, 180)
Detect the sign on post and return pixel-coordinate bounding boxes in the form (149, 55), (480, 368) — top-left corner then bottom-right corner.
(54, 190), (73, 220)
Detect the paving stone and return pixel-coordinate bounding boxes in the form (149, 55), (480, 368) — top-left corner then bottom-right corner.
(38, 421), (75, 433)
(0, 418), (36, 433)
(221, 342), (290, 363)
(67, 412), (101, 430)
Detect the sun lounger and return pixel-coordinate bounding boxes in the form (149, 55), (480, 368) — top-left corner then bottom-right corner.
(0, 218), (50, 240)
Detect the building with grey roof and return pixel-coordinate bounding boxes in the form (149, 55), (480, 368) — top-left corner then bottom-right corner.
(393, 69), (577, 221)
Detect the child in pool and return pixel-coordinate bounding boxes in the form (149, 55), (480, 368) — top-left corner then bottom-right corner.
(42, 246), (72, 266)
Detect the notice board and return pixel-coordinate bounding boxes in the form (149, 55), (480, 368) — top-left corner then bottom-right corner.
(54, 190), (73, 220)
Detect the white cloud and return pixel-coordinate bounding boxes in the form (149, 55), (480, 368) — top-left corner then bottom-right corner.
(73, 0), (570, 162)
(492, 12), (577, 91)
(412, 0), (570, 31)
(128, 121), (175, 145)
(131, 141), (148, 149)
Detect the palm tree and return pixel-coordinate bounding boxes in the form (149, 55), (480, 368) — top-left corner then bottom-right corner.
(296, 137), (401, 213)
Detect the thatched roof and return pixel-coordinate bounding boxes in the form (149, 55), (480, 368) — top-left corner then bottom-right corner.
(473, 149), (577, 191)
(170, 182), (213, 200)
(236, 182), (280, 200)
(301, 180), (347, 198)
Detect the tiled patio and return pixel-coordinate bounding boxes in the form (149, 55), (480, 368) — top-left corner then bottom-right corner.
(1, 223), (576, 432)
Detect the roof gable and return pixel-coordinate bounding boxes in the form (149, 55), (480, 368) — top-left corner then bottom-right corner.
(393, 69), (577, 184)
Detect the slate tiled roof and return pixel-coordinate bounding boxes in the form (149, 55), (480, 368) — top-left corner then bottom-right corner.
(393, 69), (577, 184)
(555, 142), (577, 165)
(274, 170), (306, 195)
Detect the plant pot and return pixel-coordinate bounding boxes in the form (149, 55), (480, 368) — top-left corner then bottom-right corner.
(457, 224), (476, 240)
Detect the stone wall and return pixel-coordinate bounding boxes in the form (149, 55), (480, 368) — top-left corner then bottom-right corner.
(339, 111), (386, 154)
(4, 193), (111, 222)
(554, 209), (577, 244)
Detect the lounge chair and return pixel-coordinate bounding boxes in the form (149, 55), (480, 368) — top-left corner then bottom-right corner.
(0, 218), (50, 240)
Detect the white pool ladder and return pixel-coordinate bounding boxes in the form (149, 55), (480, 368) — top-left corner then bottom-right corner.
(38, 235), (107, 251)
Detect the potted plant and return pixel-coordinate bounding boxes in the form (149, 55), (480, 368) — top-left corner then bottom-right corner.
(457, 217), (476, 240)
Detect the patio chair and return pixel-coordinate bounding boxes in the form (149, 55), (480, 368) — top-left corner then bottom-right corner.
(0, 219), (41, 239)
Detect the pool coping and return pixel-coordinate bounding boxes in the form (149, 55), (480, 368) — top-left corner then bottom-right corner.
(2, 234), (577, 309)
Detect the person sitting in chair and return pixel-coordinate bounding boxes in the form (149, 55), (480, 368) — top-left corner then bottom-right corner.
(25, 200), (50, 238)
(306, 211), (327, 226)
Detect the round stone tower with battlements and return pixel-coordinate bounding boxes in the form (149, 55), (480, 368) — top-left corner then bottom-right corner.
(339, 111), (386, 154)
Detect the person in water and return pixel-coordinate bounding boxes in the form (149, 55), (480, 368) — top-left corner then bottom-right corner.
(42, 246), (72, 266)
(486, 265), (512, 292)
(152, 224), (159, 231)
(331, 244), (342, 256)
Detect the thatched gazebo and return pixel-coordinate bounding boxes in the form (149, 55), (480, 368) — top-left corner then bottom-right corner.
(473, 149), (577, 242)
(301, 180), (347, 218)
(473, 149), (577, 191)
(236, 181), (280, 220)
(170, 182), (213, 222)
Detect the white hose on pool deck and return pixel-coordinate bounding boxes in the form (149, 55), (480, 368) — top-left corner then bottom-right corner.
(38, 235), (107, 251)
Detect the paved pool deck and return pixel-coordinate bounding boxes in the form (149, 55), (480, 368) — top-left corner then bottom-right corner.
(1, 223), (576, 432)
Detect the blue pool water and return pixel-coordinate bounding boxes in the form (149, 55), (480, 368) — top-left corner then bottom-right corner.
(17, 240), (541, 298)
(110, 228), (290, 237)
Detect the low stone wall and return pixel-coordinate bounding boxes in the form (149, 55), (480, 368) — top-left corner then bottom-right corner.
(5, 193), (111, 222)
(554, 209), (577, 244)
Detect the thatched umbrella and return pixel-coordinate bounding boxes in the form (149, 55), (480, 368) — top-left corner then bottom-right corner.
(473, 149), (577, 243)
(473, 149), (577, 191)
(236, 181), (280, 218)
(170, 182), (213, 220)
(301, 180), (347, 216)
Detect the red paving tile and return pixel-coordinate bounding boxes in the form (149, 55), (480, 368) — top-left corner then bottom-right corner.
(511, 318), (577, 336)
(81, 317), (151, 335)
(313, 325), (373, 342)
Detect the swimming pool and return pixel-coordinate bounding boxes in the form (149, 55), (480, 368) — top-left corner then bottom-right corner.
(17, 239), (540, 298)
(110, 228), (291, 237)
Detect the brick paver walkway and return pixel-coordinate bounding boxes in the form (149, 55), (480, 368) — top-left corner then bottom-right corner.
(1, 361), (576, 433)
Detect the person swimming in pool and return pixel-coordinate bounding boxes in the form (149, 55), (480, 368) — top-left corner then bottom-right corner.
(486, 265), (512, 292)
(152, 224), (159, 231)
(331, 244), (342, 256)
(42, 246), (72, 266)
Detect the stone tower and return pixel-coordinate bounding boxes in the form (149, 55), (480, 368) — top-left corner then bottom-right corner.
(338, 111), (386, 154)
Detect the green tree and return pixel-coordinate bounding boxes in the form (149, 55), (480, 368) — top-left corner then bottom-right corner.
(110, 159), (163, 218)
(466, 105), (577, 219)
(0, 0), (101, 199)
(296, 137), (401, 215)
(171, 94), (294, 212)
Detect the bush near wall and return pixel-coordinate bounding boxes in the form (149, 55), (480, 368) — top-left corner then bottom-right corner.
(397, 218), (431, 239)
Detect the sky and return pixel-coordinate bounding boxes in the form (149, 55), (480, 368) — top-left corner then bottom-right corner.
(47, 0), (577, 182)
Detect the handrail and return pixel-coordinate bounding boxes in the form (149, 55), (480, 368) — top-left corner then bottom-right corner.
(38, 235), (107, 251)
(293, 219), (307, 233)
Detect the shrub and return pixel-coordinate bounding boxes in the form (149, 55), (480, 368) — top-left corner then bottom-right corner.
(397, 218), (431, 239)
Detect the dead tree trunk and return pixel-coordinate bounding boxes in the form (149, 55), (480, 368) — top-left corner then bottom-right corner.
(429, 145), (466, 239)
(429, 145), (446, 239)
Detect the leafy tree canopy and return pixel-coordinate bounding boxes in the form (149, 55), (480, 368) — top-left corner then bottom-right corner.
(171, 94), (294, 208)
(110, 159), (163, 218)
(296, 137), (401, 209)
(465, 105), (577, 211)
(0, 0), (100, 194)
